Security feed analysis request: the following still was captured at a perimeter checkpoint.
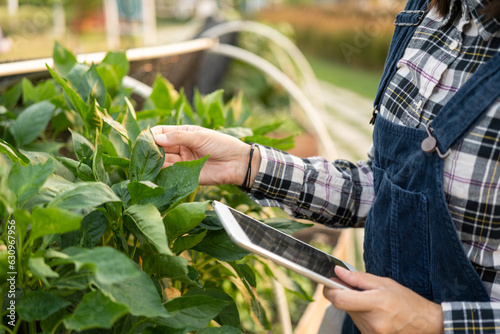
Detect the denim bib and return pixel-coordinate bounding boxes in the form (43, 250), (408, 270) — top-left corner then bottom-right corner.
(341, 0), (500, 331)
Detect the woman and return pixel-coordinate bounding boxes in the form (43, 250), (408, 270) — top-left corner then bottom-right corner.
(153, 0), (500, 332)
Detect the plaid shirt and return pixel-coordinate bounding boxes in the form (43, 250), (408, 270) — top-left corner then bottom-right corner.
(248, 0), (500, 332)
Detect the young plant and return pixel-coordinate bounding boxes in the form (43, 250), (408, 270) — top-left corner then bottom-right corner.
(0, 42), (310, 334)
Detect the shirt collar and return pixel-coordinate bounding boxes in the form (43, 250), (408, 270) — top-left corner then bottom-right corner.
(439, 0), (500, 41)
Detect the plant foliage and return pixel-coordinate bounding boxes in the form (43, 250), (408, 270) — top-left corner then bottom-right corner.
(0, 42), (311, 333)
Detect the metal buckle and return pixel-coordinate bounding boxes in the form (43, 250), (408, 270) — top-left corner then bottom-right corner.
(421, 122), (451, 159)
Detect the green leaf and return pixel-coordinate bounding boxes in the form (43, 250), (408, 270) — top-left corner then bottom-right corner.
(127, 181), (164, 204)
(79, 210), (108, 248)
(0, 139), (30, 165)
(62, 209), (108, 248)
(102, 155), (130, 167)
(252, 121), (285, 136)
(58, 247), (139, 284)
(111, 180), (131, 206)
(263, 218), (314, 235)
(129, 128), (164, 182)
(227, 91), (251, 126)
(164, 201), (209, 241)
(95, 267), (170, 319)
(53, 41), (78, 76)
(150, 76), (179, 110)
(185, 288), (240, 328)
(218, 127), (253, 139)
(0, 81), (22, 109)
(56, 157), (94, 181)
(97, 51), (129, 93)
(101, 111), (130, 142)
(63, 290), (128, 331)
(236, 263), (256, 288)
(196, 326), (243, 334)
(123, 97), (141, 143)
(8, 158), (57, 206)
(161, 295), (230, 330)
(207, 100), (225, 129)
(86, 99), (104, 131)
(124, 204), (171, 255)
(9, 101), (56, 147)
(143, 254), (199, 285)
(48, 182), (120, 210)
(151, 156), (208, 213)
(22, 78), (37, 105)
(172, 230), (207, 254)
(47, 65), (88, 118)
(17, 291), (70, 322)
(28, 257), (59, 285)
(78, 64), (107, 107)
(70, 129), (95, 163)
(30, 207), (82, 240)
(52, 247), (169, 320)
(49, 266), (92, 291)
(193, 230), (249, 262)
(245, 134), (295, 151)
(22, 78), (58, 105)
(108, 127), (131, 158)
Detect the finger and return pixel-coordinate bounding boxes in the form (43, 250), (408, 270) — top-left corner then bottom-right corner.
(151, 125), (200, 136)
(334, 266), (391, 291)
(323, 288), (377, 312)
(153, 129), (201, 148)
(163, 145), (181, 154)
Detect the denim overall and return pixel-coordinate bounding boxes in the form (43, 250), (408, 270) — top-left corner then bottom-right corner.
(341, 1), (500, 332)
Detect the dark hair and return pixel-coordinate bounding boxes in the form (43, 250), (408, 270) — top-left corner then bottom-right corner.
(428, 0), (500, 20)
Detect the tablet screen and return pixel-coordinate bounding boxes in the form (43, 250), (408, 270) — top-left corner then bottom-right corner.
(228, 207), (348, 279)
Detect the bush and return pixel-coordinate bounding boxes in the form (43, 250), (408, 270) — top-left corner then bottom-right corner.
(0, 42), (311, 333)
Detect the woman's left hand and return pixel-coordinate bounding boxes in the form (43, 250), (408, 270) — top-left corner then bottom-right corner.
(323, 266), (444, 334)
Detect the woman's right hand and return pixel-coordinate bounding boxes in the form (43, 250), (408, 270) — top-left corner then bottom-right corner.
(151, 125), (261, 187)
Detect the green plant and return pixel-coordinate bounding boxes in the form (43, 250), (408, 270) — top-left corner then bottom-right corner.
(0, 42), (312, 333)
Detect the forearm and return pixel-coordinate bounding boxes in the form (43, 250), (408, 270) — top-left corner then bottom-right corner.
(246, 145), (375, 227)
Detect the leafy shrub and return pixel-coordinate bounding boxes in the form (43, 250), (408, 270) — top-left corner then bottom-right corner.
(0, 42), (311, 333)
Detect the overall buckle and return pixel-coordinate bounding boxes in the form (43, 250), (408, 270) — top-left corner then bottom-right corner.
(421, 122), (451, 159)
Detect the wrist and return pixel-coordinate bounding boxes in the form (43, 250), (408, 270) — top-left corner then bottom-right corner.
(235, 143), (261, 189)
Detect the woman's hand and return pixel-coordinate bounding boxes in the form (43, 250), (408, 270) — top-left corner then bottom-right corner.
(324, 266), (444, 334)
(151, 125), (261, 186)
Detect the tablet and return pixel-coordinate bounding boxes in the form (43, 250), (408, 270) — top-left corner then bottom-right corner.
(212, 200), (356, 290)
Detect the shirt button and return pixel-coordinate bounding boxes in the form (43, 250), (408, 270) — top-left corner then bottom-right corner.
(416, 100), (423, 110)
(449, 40), (459, 50)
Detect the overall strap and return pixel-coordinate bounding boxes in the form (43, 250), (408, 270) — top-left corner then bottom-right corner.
(426, 52), (500, 156)
(372, 0), (429, 115)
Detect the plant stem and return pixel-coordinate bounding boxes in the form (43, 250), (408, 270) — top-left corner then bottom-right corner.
(130, 237), (139, 260)
(0, 324), (15, 334)
(29, 321), (36, 333)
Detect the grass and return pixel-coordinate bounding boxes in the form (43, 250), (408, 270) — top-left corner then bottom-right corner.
(306, 55), (383, 100)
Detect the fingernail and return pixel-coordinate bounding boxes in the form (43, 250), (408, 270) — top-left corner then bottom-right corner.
(335, 266), (349, 274)
(153, 134), (166, 144)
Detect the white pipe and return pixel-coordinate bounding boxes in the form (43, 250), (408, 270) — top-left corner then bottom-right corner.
(122, 75), (153, 97)
(209, 43), (336, 159)
(0, 38), (217, 77)
(200, 20), (325, 111)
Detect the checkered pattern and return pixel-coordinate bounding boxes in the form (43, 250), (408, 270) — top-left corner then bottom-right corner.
(248, 0), (500, 332)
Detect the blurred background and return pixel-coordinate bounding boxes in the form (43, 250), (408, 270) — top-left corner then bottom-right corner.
(0, 0), (404, 154)
(0, 0), (404, 332)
